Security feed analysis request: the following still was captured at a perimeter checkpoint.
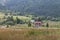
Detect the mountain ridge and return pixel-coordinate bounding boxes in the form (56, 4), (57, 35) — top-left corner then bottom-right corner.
(0, 0), (60, 17)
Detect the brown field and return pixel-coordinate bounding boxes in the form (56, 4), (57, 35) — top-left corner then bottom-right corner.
(0, 28), (60, 40)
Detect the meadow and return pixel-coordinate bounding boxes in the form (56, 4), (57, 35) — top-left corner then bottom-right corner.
(0, 28), (60, 40)
(42, 21), (60, 28)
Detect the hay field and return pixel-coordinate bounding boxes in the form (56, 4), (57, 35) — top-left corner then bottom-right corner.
(0, 28), (60, 40)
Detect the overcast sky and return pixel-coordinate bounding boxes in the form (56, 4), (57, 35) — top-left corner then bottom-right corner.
(0, 0), (7, 6)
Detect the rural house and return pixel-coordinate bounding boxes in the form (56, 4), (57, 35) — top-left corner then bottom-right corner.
(34, 21), (42, 28)
(33, 18), (42, 28)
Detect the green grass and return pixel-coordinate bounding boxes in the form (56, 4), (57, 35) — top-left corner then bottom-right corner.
(0, 12), (5, 18)
(13, 16), (31, 21)
(0, 13), (31, 22)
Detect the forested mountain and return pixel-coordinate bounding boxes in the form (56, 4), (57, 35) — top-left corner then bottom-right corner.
(0, 0), (60, 17)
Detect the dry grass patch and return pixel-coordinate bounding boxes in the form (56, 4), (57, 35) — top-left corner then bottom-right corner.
(0, 28), (59, 40)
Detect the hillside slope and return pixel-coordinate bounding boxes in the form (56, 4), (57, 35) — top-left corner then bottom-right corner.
(0, 0), (60, 17)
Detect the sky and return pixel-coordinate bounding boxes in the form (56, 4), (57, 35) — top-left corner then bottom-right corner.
(0, 0), (7, 6)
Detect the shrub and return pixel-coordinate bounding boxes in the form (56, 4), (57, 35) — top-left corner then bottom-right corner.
(5, 21), (15, 25)
(28, 22), (31, 27)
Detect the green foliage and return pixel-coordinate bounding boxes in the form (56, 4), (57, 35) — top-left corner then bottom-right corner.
(3, 16), (16, 25)
(7, 16), (14, 21)
(3, 16), (6, 19)
(0, 22), (4, 25)
(39, 16), (47, 20)
(16, 17), (20, 24)
(5, 21), (15, 25)
(46, 23), (49, 28)
(16, 17), (24, 24)
(51, 18), (60, 21)
(5, 13), (8, 16)
(38, 17), (41, 21)
(28, 22), (31, 27)
(10, 16), (14, 21)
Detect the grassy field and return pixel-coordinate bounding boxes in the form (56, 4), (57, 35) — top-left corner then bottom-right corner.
(13, 16), (31, 21)
(0, 28), (60, 40)
(0, 12), (31, 21)
(43, 21), (60, 28)
(47, 21), (60, 28)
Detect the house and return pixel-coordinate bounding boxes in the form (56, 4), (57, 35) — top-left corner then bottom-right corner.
(34, 21), (42, 28)
(32, 17), (42, 28)
(30, 17), (42, 28)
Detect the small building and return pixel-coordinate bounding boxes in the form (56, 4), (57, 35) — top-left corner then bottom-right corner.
(30, 20), (35, 23)
(30, 17), (42, 28)
(34, 21), (42, 28)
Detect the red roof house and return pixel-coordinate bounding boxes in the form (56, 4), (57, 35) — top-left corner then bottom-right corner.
(34, 21), (42, 28)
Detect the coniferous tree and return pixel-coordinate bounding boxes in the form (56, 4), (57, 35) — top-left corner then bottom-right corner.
(28, 22), (31, 27)
(46, 23), (49, 28)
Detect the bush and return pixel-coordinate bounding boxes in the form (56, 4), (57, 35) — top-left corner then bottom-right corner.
(0, 22), (3, 25)
(7, 16), (14, 21)
(16, 17), (24, 24)
(5, 21), (15, 25)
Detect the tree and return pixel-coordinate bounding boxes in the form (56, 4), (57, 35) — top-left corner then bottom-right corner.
(5, 16), (15, 25)
(3, 16), (6, 19)
(10, 16), (14, 21)
(46, 23), (49, 28)
(28, 22), (31, 27)
(16, 17), (20, 24)
(5, 13), (8, 16)
(7, 16), (14, 21)
(46, 23), (49, 34)
(38, 17), (41, 21)
(16, 17), (24, 24)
